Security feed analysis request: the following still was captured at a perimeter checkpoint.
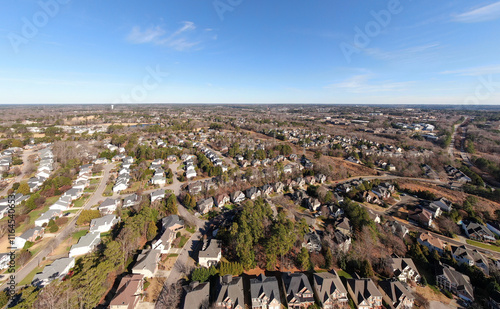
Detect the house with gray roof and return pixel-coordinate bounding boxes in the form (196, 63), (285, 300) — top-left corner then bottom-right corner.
(132, 249), (161, 278)
(250, 274), (281, 309)
(436, 263), (474, 302)
(313, 271), (348, 309)
(14, 226), (44, 249)
(199, 239), (221, 268)
(90, 214), (119, 234)
(161, 215), (184, 233)
(197, 198), (214, 215)
(151, 189), (165, 203)
(346, 278), (383, 309)
(390, 257), (421, 283)
(378, 280), (414, 309)
(98, 198), (119, 215)
(282, 272), (315, 308)
(69, 232), (101, 257)
(215, 275), (245, 309)
(451, 245), (489, 276)
(35, 209), (61, 227)
(32, 257), (75, 287)
(123, 193), (141, 208)
(182, 281), (210, 309)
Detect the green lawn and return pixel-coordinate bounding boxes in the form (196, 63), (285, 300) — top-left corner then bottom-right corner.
(224, 204), (236, 210)
(337, 270), (352, 279)
(466, 239), (500, 253)
(73, 195), (90, 208)
(72, 229), (88, 241)
(176, 235), (188, 248)
(90, 178), (100, 185)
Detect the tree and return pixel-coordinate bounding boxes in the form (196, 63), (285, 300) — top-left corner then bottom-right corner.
(77, 210), (101, 225)
(17, 181), (30, 195)
(165, 194), (178, 215)
(297, 247), (311, 270)
(324, 248), (333, 269)
(147, 221), (157, 241)
(314, 151), (322, 159)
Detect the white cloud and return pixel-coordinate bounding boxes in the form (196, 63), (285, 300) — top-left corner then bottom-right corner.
(326, 74), (413, 93)
(365, 43), (441, 62)
(440, 65), (500, 76)
(126, 21), (211, 51)
(453, 1), (500, 23)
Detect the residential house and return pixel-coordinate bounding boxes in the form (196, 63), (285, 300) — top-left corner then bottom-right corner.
(98, 198), (119, 215)
(161, 215), (185, 233)
(305, 198), (321, 211)
(90, 214), (119, 233)
(109, 274), (144, 309)
(230, 191), (245, 203)
(378, 280), (414, 309)
(62, 188), (83, 201)
(334, 231), (352, 253)
(132, 249), (161, 278)
(363, 191), (381, 205)
(313, 271), (349, 309)
(35, 209), (61, 227)
(69, 232), (101, 257)
(335, 217), (352, 237)
(215, 194), (230, 208)
(430, 197), (453, 212)
(215, 275), (245, 309)
(197, 198), (214, 215)
(14, 227), (44, 249)
(418, 232), (446, 255)
(408, 208), (433, 227)
(436, 263), (474, 302)
(94, 158), (108, 164)
(462, 221), (496, 243)
(451, 245), (489, 276)
(385, 221), (409, 238)
(151, 189), (165, 203)
(302, 231), (322, 253)
(250, 274), (282, 309)
(150, 174), (167, 186)
(32, 257), (75, 287)
(152, 228), (175, 254)
(0, 253), (10, 270)
(390, 257), (421, 283)
(199, 239), (222, 268)
(188, 182), (203, 195)
(346, 278), (383, 309)
(282, 272), (315, 308)
(182, 281), (210, 309)
(123, 193), (141, 208)
(49, 195), (72, 212)
(246, 187), (262, 200)
(273, 182), (284, 194)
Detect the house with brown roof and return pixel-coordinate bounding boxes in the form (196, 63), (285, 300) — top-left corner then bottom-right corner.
(109, 274), (144, 309)
(417, 232), (445, 255)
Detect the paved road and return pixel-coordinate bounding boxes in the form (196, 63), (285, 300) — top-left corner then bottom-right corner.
(0, 163), (114, 291)
(0, 149), (34, 197)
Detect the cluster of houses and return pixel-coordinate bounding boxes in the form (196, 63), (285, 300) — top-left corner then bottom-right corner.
(394, 122), (435, 132)
(408, 197), (453, 228)
(13, 162), (92, 250)
(444, 165), (472, 185)
(180, 261), (419, 309)
(417, 232), (480, 302)
(183, 154), (197, 179)
(112, 156), (134, 193)
(27, 147), (54, 193)
(0, 147), (22, 176)
(149, 158), (168, 186)
(262, 128), (433, 160)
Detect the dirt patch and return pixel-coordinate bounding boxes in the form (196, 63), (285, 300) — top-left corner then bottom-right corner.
(159, 254), (177, 271)
(416, 286), (452, 304)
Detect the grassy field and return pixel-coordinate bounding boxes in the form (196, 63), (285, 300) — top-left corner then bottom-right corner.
(337, 269), (352, 279)
(72, 229), (88, 241)
(73, 195), (89, 208)
(466, 239), (500, 252)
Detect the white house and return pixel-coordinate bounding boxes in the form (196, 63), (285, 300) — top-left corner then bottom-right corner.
(198, 239), (221, 267)
(90, 215), (119, 234)
(35, 210), (61, 227)
(32, 257), (75, 287)
(69, 232), (101, 257)
(98, 198), (119, 215)
(150, 189), (165, 203)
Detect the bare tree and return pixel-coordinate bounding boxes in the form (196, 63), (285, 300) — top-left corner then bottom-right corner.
(155, 283), (183, 309)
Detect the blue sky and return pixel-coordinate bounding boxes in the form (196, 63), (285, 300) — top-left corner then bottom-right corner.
(1, 0), (500, 104)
